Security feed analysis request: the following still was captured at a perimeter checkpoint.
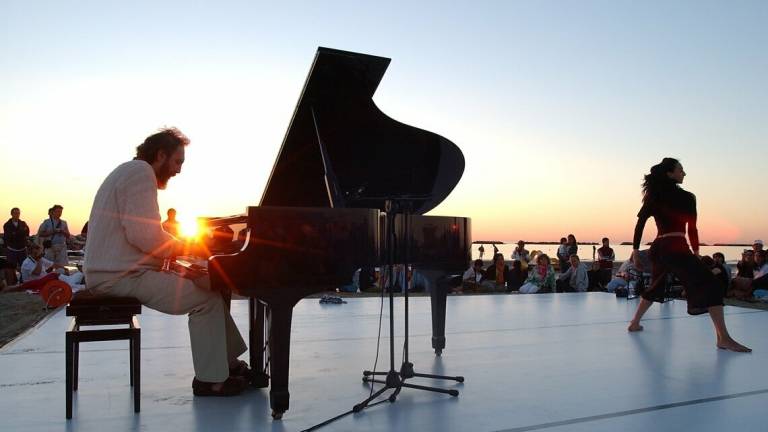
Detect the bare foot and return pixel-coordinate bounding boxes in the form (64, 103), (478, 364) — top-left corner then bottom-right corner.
(627, 322), (643, 332)
(717, 339), (752, 353)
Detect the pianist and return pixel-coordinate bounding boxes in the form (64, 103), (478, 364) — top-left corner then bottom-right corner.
(84, 127), (249, 396)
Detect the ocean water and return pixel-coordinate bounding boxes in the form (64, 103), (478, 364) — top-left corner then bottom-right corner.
(473, 243), (752, 264)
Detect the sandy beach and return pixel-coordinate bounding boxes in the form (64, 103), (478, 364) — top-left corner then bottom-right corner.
(0, 292), (50, 348)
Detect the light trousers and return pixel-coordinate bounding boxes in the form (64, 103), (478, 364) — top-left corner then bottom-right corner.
(91, 270), (247, 382)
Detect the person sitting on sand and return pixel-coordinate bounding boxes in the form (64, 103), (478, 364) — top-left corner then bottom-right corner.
(481, 253), (509, 292)
(556, 254), (588, 292)
(20, 243), (84, 291)
(461, 259), (485, 293)
(605, 260), (636, 293)
(519, 254), (555, 294)
(736, 250), (754, 278)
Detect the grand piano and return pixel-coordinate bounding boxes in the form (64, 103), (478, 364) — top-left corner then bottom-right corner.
(206, 47), (470, 419)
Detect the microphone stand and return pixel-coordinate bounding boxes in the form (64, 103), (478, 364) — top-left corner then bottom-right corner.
(353, 199), (463, 413)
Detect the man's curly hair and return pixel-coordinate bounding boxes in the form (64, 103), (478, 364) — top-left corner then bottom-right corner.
(135, 127), (190, 163)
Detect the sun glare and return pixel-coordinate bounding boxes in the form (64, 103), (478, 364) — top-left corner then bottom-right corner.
(178, 216), (201, 239)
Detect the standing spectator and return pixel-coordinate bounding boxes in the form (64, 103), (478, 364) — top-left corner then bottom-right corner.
(556, 254), (588, 292)
(556, 237), (569, 273)
(478, 244), (485, 260)
(162, 208), (180, 237)
(597, 237), (615, 268)
(595, 237), (615, 287)
(38, 204), (70, 266)
(36, 208), (53, 245)
(3, 207), (30, 282)
(566, 234), (578, 259)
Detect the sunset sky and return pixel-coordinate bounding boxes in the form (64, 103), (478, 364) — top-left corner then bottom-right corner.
(1, 1), (766, 245)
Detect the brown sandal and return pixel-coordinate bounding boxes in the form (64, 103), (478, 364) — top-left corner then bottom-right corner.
(192, 376), (247, 397)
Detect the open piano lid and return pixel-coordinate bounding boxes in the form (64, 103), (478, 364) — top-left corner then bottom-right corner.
(260, 47), (465, 215)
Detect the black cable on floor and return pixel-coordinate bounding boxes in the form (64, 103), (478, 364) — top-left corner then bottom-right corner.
(300, 273), (390, 431)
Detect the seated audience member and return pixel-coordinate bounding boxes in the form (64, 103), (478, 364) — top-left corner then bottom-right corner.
(20, 243), (84, 291)
(512, 240), (531, 266)
(510, 240), (531, 291)
(461, 259), (485, 292)
(519, 254), (556, 294)
(0, 257), (16, 287)
(712, 252), (731, 288)
(701, 255), (728, 294)
(736, 250), (754, 278)
(556, 254), (588, 292)
(481, 253), (509, 292)
(729, 250), (768, 300)
(752, 250), (768, 290)
(605, 260), (635, 293)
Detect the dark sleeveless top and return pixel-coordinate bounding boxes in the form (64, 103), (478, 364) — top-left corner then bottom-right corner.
(632, 189), (698, 251)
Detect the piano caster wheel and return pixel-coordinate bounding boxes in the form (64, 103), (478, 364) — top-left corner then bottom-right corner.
(271, 410), (284, 420)
(456, 376), (465, 383)
(448, 390), (459, 397)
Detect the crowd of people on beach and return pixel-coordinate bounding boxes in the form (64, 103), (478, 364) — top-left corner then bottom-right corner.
(0, 205), (184, 294)
(0, 206), (88, 292)
(460, 238), (768, 303)
(2, 203), (766, 304)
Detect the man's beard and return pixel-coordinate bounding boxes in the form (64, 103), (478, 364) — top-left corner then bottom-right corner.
(156, 160), (175, 190)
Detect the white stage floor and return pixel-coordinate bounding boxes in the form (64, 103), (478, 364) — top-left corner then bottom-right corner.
(1, 293), (766, 432)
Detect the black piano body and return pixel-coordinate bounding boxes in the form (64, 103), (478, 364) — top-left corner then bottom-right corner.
(208, 47), (470, 418)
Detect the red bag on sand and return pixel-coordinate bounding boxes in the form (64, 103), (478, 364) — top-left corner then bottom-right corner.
(40, 280), (72, 308)
(19, 273), (59, 292)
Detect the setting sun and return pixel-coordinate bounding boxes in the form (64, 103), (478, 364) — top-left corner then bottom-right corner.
(178, 216), (201, 239)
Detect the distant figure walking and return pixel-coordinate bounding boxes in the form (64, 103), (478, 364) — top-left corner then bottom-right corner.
(478, 244), (485, 259)
(627, 157), (750, 352)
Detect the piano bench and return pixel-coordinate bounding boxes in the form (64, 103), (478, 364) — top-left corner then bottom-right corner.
(65, 292), (142, 419)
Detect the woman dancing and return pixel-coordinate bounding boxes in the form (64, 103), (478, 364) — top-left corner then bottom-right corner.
(627, 158), (750, 352)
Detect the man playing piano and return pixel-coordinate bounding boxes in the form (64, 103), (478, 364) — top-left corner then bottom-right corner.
(84, 127), (250, 396)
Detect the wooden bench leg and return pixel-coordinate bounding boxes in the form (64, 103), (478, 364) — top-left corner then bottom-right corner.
(129, 336), (134, 387)
(73, 340), (80, 391)
(66, 330), (73, 419)
(132, 316), (141, 413)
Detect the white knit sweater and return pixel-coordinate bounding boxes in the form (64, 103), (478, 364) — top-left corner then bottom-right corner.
(84, 160), (181, 290)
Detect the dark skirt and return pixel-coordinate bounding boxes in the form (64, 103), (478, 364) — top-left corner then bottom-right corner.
(642, 237), (724, 315)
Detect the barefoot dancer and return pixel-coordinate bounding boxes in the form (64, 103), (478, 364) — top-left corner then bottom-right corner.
(627, 158), (750, 352)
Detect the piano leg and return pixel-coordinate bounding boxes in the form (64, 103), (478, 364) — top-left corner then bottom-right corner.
(248, 298), (269, 388)
(267, 304), (293, 419)
(428, 272), (448, 356)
